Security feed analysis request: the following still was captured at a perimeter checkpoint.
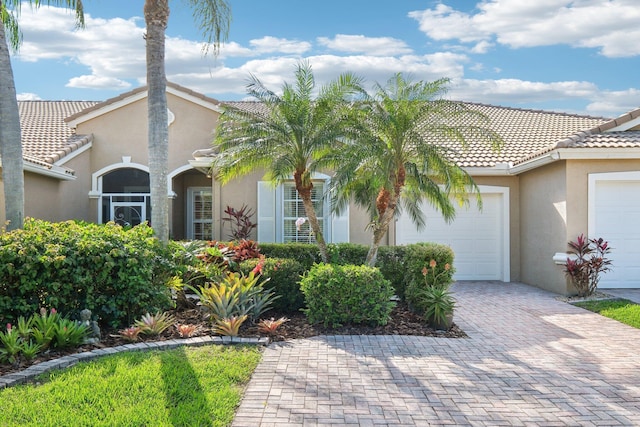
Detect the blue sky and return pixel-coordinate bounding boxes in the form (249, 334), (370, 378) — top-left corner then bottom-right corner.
(10, 0), (640, 117)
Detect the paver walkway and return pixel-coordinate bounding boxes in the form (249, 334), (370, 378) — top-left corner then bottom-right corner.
(233, 282), (640, 426)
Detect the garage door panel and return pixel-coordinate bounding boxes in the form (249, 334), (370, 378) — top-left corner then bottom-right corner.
(594, 180), (640, 288)
(396, 192), (505, 281)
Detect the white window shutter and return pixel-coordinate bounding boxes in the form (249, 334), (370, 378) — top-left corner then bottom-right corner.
(331, 206), (349, 243)
(257, 181), (276, 242)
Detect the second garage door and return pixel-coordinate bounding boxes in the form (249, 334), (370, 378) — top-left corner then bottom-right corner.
(395, 188), (509, 281)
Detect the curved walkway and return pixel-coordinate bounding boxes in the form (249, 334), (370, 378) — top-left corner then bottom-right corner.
(233, 282), (640, 426)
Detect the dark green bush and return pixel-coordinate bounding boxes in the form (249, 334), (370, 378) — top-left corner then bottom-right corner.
(0, 219), (173, 328)
(239, 257), (306, 313)
(300, 263), (395, 328)
(257, 243), (321, 271)
(404, 243), (455, 308)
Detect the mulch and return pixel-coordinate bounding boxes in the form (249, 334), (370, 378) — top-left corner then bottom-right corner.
(0, 302), (466, 377)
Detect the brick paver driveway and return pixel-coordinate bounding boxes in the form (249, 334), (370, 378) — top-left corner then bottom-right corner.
(233, 282), (640, 426)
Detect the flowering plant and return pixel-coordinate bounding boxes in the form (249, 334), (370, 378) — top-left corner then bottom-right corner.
(421, 259), (452, 289)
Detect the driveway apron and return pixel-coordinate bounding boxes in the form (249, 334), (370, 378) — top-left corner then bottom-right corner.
(233, 282), (640, 426)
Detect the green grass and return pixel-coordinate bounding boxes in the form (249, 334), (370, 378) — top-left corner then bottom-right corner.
(574, 298), (640, 328)
(0, 345), (261, 427)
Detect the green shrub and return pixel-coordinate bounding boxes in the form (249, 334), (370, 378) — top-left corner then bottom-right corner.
(300, 263), (395, 328)
(0, 219), (173, 328)
(327, 243), (369, 265)
(404, 243), (455, 310)
(258, 243), (321, 271)
(239, 257), (306, 313)
(376, 246), (408, 299)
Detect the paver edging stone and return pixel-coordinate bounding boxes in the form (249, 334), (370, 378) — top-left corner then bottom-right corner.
(0, 335), (269, 389)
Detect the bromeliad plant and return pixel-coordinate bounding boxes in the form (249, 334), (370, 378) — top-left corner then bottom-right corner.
(406, 259), (456, 330)
(134, 311), (176, 337)
(564, 234), (613, 297)
(189, 258), (278, 327)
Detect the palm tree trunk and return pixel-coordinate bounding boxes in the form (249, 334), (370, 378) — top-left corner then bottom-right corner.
(365, 189), (401, 267)
(144, 0), (170, 243)
(300, 193), (329, 263)
(0, 22), (24, 230)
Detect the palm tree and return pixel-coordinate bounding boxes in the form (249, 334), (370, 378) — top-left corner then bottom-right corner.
(331, 74), (503, 266)
(213, 61), (364, 263)
(0, 0), (84, 231)
(143, 0), (230, 244)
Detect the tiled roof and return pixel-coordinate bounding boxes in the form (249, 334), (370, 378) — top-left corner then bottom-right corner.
(421, 103), (609, 167)
(225, 100), (611, 168)
(19, 100), (97, 166)
(16, 89), (640, 176)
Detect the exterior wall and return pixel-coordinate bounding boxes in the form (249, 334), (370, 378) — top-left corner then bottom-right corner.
(57, 150), (93, 221)
(24, 172), (61, 221)
(519, 161), (570, 294)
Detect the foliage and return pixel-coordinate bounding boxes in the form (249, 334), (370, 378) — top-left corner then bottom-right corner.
(404, 243), (455, 303)
(258, 243), (322, 271)
(412, 284), (455, 330)
(53, 318), (89, 349)
(239, 257), (306, 312)
(213, 315), (248, 337)
(300, 263), (395, 328)
(329, 74), (503, 266)
(0, 219), (173, 328)
(564, 234), (613, 297)
(189, 268), (277, 323)
(225, 239), (262, 262)
(1, 308), (89, 366)
(213, 60), (364, 263)
(0, 345), (261, 427)
(222, 205), (257, 240)
(176, 324), (199, 338)
(134, 311), (176, 337)
(574, 299), (640, 328)
(118, 326), (143, 343)
(257, 317), (289, 336)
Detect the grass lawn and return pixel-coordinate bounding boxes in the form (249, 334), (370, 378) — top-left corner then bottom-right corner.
(573, 298), (640, 329)
(0, 344), (261, 427)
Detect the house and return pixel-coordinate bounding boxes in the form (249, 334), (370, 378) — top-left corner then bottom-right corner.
(12, 82), (640, 294)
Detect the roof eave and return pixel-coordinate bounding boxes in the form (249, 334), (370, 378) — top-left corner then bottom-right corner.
(510, 147), (640, 175)
(23, 161), (76, 181)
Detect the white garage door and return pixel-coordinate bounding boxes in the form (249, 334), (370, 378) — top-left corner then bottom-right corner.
(591, 178), (640, 288)
(396, 189), (509, 281)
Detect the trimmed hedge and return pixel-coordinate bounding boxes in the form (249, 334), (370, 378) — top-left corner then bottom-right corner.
(239, 257), (306, 313)
(0, 219), (173, 328)
(300, 263), (395, 328)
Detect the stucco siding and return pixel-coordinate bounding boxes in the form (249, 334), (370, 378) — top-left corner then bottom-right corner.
(519, 161), (569, 294)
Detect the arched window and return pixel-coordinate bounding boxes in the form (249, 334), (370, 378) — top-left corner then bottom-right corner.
(99, 168), (151, 227)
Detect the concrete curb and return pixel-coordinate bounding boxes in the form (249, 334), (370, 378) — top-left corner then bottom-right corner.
(0, 335), (269, 390)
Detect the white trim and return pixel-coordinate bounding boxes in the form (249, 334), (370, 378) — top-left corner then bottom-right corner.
(588, 171), (640, 236)
(166, 86), (224, 113)
(90, 161), (149, 196)
(168, 164), (198, 198)
(66, 91), (148, 128)
(23, 162), (76, 181)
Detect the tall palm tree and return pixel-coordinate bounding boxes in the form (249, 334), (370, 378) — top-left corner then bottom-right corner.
(144, 0), (230, 244)
(0, 0), (84, 231)
(213, 61), (363, 262)
(331, 74), (503, 266)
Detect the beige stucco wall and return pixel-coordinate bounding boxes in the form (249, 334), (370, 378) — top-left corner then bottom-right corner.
(519, 161), (570, 294)
(24, 172), (62, 221)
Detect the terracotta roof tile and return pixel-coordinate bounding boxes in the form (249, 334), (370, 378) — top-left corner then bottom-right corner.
(19, 100), (97, 166)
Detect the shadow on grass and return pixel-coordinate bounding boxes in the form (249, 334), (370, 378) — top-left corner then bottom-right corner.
(159, 347), (214, 427)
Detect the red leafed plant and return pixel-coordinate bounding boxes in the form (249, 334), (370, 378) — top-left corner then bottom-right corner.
(257, 317), (289, 336)
(226, 239), (261, 262)
(222, 205), (257, 240)
(564, 234), (613, 297)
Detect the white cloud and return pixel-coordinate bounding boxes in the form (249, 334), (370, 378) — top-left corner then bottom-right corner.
(586, 89), (640, 116)
(317, 34), (412, 56)
(66, 75), (131, 90)
(249, 36), (311, 54)
(409, 0), (640, 57)
(16, 92), (42, 101)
